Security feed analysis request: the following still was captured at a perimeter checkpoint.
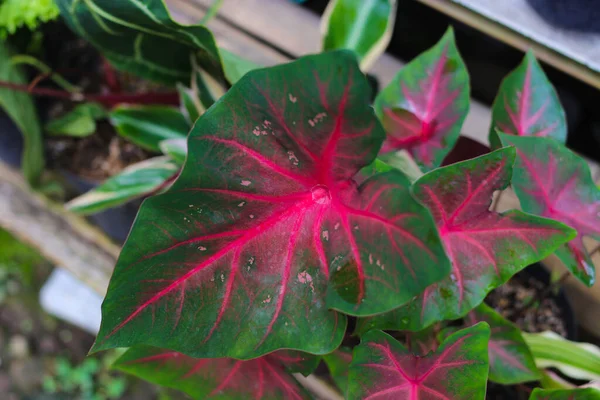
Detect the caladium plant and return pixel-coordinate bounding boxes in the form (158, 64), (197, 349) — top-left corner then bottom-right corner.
(3, 0), (596, 398)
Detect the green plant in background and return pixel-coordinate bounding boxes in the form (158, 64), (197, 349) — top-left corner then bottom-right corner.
(42, 351), (127, 400)
(0, 0), (59, 38)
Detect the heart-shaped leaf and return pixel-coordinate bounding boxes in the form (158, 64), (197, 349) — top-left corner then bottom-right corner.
(500, 134), (599, 286)
(92, 51), (450, 359)
(66, 157), (179, 215)
(466, 303), (540, 384)
(55, 0), (224, 84)
(374, 28), (469, 171)
(529, 388), (600, 400)
(489, 52), (567, 147)
(114, 346), (317, 399)
(356, 148), (576, 333)
(110, 105), (190, 152)
(348, 323), (490, 400)
(321, 0), (396, 71)
(323, 347), (353, 394)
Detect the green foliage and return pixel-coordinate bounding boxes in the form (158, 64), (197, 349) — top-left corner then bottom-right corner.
(0, 0), (59, 37)
(0, 41), (44, 186)
(43, 352), (128, 400)
(46, 103), (106, 138)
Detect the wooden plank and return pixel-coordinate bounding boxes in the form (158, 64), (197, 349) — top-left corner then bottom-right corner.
(166, 0), (492, 145)
(0, 161), (118, 296)
(417, 0), (600, 90)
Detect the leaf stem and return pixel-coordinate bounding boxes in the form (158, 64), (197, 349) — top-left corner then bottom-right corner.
(0, 80), (179, 107)
(11, 54), (81, 93)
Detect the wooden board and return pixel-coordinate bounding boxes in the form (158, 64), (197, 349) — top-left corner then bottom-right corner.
(166, 0), (493, 145)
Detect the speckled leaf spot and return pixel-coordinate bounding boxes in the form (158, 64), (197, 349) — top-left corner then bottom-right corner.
(500, 134), (600, 286)
(529, 388), (600, 400)
(92, 51), (450, 359)
(355, 148), (575, 333)
(466, 303), (540, 384)
(489, 52), (567, 148)
(114, 346), (317, 400)
(374, 28), (470, 170)
(348, 323), (490, 400)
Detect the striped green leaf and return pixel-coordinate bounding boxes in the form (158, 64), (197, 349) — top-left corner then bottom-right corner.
(66, 156), (179, 215)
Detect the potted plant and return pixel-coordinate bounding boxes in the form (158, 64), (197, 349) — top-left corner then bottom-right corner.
(1, 0), (599, 398)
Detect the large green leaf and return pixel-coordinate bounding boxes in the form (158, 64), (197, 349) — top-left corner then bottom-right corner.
(66, 156), (179, 215)
(92, 51), (450, 359)
(499, 134), (599, 286)
(374, 28), (470, 171)
(523, 331), (600, 381)
(55, 0), (224, 85)
(529, 388), (600, 400)
(321, 0), (396, 70)
(110, 105), (190, 152)
(490, 52), (567, 147)
(0, 42), (44, 186)
(348, 323), (490, 400)
(466, 303), (540, 384)
(356, 148), (575, 333)
(115, 346), (316, 399)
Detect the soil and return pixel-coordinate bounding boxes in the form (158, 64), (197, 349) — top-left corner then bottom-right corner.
(34, 21), (166, 182)
(486, 268), (569, 337)
(484, 266), (572, 398)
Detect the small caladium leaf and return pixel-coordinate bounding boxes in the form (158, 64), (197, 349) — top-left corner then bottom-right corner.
(529, 388), (600, 400)
(374, 28), (470, 171)
(323, 347), (353, 393)
(500, 134), (599, 286)
(466, 303), (540, 384)
(114, 346), (315, 399)
(355, 148), (576, 333)
(159, 138), (187, 165)
(489, 52), (567, 148)
(348, 323), (490, 400)
(321, 0), (397, 71)
(110, 105), (190, 152)
(66, 157), (179, 215)
(93, 51), (449, 359)
(55, 0), (224, 84)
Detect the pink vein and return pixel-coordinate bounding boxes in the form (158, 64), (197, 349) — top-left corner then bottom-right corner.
(209, 361), (242, 396)
(202, 249), (241, 344)
(102, 199), (313, 342)
(252, 83), (318, 162)
(256, 211), (306, 349)
(202, 136), (315, 188)
(313, 206), (329, 277)
(263, 360), (303, 400)
(180, 188), (310, 203)
(489, 340), (528, 371)
(343, 205), (433, 255)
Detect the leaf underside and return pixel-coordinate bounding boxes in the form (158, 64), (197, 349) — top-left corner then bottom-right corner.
(55, 0), (224, 85)
(375, 28), (470, 171)
(489, 52), (567, 147)
(500, 134), (599, 286)
(115, 346), (315, 400)
(93, 51), (450, 359)
(348, 323), (490, 400)
(466, 303), (540, 384)
(356, 148), (575, 333)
